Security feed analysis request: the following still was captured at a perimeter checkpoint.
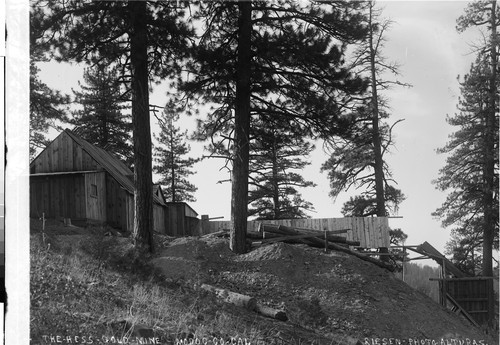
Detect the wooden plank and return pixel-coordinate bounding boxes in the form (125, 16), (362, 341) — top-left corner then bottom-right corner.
(446, 293), (480, 328)
(98, 172), (106, 221)
(417, 242), (468, 278)
(321, 218), (328, 230)
(67, 136), (74, 171)
(74, 145), (82, 171)
(366, 218), (373, 248)
(376, 218), (382, 247)
(63, 132), (70, 170)
(382, 217), (390, 247)
(343, 218), (353, 242)
(66, 176), (73, 218)
(363, 218), (369, 248)
(259, 233), (325, 244)
(371, 218), (377, 248)
(454, 298), (489, 302)
(358, 217), (366, 248)
(355, 218), (363, 247)
(348, 218), (355, 244)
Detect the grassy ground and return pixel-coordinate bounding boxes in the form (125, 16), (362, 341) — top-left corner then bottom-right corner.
(30, 221), (498, 345)
(30, 228), (268, 345)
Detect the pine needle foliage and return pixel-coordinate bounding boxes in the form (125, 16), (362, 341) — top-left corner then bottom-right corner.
(153, 106), (199, 203)
(71, 64), (133, 167)
(248, 125), (316, 220)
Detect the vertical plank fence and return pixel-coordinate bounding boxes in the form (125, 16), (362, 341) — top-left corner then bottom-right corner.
(201, 217), (390, 249)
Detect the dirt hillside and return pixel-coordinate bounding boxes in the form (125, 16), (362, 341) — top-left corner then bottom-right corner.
(30, 221), (497, 345)
(151, 234), (495, 344)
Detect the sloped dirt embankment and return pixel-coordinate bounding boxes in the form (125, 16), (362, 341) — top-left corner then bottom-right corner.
(152, 235), (495, 344)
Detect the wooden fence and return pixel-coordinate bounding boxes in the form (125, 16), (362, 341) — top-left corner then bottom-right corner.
(201, 217), (390, 249)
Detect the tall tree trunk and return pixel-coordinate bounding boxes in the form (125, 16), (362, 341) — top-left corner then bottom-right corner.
(483, 0), (497, 327)
(231, 0), (252, 254)
(129, 1), (154, 253)
(171, 135), (176, 202)
(368, 2), (389, 262)
(272, 136), (280, 219)
(482, 0), (497, 278)
(368, 2), (386, 217)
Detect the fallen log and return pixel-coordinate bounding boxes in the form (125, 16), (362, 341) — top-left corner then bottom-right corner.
(255, 303), (288, 321)
(258, 224), (360, 246)
(259, 224), (394, 271)
(200, 284), (257, 311)
(199, 284), (288, 321)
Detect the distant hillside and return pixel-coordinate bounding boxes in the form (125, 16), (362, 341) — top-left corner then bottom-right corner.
(395, 262), (441, 303)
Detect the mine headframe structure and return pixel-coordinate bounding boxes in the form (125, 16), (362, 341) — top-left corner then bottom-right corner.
(399, 241), (496, 329)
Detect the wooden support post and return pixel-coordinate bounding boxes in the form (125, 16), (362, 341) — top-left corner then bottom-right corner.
(42, 213), (46, 232)
(402, 247), (406, 282)
(324, 229), (328, 253)
(486, 277), (494, 328)
(201, 215), (209, 235)
(441, 258), (447, 308)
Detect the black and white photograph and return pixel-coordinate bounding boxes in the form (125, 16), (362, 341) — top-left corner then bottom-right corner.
(4, 0), (500, 344)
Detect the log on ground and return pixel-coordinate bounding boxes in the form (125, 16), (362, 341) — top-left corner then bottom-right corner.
(255, 303), (288, 321)
(200, 284), (257, 311)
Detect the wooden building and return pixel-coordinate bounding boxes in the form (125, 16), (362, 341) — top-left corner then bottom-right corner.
(30, 129), (170, 233)
(165, 202), (199, 237)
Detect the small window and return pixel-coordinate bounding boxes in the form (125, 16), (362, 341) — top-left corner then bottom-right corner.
(90, 184), (98, 198)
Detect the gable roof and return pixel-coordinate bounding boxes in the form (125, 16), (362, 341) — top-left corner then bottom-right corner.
(64, 129), (165, 206)
(153, 184), (167, 204)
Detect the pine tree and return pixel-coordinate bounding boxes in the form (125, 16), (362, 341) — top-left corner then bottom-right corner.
(153, 106), (198, 203)
(32, 0), (193, 252)
(321, 1), (407, 218)
(30, 50), (69, 158)
(248, 126), (315, 220)
(433, 54), (499, 274)
(340, 186), (405, 217)
(71, 64), (132, 166)
(455, 0), (499, 283)
(433, 50), (499, 327)
(181, 1), (368, 253)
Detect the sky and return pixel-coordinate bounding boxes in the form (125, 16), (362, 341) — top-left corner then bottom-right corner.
(36, 1), (484, 260)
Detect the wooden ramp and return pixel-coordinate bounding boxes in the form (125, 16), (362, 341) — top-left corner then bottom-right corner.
(413, 241), (469, 278)
(409, 241), (494, 327)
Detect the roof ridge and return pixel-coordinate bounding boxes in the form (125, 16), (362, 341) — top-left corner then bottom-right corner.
(64, 130), (165, 205)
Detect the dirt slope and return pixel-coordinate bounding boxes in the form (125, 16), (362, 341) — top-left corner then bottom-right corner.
(152, 235), (495, 344)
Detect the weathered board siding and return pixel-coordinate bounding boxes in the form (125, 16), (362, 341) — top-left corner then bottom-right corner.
(185, 206), (198, 218)
(153, 203), (166, 233)
(446, 278), (494, 326)
(84, 172), (106, 222)
(205, 217), (390, 248)
(30, 174), (87, 220)
(119, 193), (168, 233)
(164, 203), (199, 236)
(125, 194), (134, 233)
(105, 174), (128, 231)
(30, 131), (101, 174)
(166, 204), (183, 236)
(30, 130), (170, 233)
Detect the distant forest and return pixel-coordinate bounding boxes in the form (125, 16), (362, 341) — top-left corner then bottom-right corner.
(395, 263), (442, 303)
(397, 262), (500, 305)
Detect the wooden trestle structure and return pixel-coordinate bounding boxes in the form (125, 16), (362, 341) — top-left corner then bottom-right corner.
(399, 241), (496, 328)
